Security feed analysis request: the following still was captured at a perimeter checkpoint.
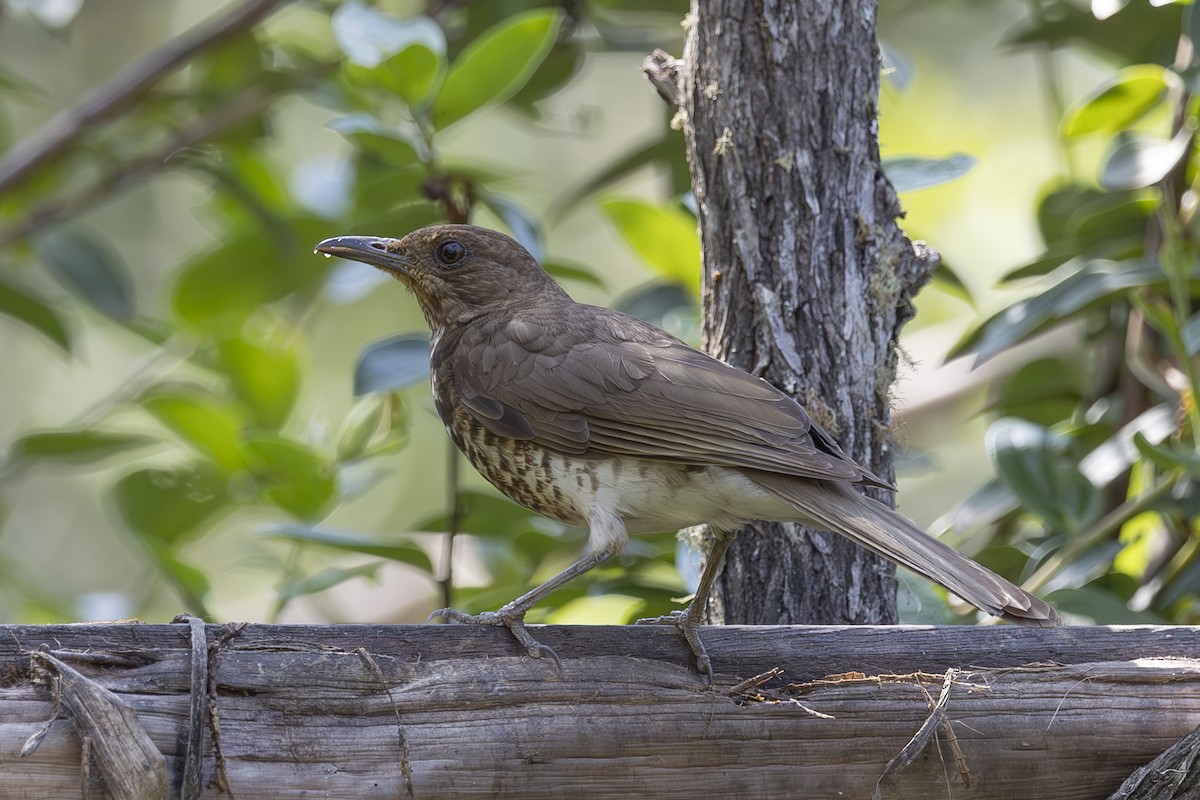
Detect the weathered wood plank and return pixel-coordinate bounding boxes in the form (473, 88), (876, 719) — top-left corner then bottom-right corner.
(1, 624), (1197, 799)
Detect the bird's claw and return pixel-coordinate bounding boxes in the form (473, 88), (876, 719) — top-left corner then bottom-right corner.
(636, 608), (715, 685)
(430, 605), (562, 674)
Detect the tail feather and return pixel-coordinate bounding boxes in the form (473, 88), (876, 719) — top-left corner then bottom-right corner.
(750, 473), (1059, 627)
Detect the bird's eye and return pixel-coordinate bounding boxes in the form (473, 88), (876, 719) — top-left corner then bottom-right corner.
(434, 239), (466, 267)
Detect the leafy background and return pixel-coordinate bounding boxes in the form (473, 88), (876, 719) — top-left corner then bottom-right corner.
(0, 0), (1196, 628)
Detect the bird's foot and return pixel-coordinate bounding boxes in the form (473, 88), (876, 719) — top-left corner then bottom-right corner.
(636, 607), (714, 684)
(430, 605), (562, 673)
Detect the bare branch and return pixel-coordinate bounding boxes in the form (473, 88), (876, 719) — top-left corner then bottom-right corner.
(0, 0), (287, 197)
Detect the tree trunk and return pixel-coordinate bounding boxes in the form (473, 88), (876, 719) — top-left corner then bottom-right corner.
(679, 0), (936, 623)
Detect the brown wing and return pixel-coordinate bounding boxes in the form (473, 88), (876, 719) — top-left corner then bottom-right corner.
(446, 307), (891, 489)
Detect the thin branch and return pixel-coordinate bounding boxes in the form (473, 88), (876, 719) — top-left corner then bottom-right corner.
(0, 53), (334, 248)
(0, 83), (277, 247)
(0, 0), (287, 196)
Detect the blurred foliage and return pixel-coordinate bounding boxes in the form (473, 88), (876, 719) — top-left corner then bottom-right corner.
(0, 0), (1195, 629)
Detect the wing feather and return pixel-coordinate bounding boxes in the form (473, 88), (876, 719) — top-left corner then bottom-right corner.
(448, 310), (889, 487)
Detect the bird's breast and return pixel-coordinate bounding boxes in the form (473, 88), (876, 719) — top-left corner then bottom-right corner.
(438, 397), (794, 545)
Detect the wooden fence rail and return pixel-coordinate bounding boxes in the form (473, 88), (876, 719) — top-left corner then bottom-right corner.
(1, 623), (1197, 799)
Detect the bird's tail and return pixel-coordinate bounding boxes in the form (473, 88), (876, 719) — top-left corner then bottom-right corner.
(749, 472), (1059, 627)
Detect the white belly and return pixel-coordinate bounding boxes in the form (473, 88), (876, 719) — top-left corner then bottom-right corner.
(551, 458), (796, 551)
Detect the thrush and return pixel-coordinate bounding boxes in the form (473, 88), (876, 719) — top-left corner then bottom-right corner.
(315, 224), (1058, 678)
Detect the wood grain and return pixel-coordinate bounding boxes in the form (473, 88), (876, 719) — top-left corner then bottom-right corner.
(1, 624), (1197, 798)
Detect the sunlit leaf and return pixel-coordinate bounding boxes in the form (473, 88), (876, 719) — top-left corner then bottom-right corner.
(882, 154), (976, 192)
(1062, 65), (1173, 138)
(433, 9), (563, 128)
(242, 435), (337, 520)
(112, 462), (229, 545)
(142, 392), (248, 472)
(215, 336), (301, 429)
(331, 4), (445, 68)
(600, 198), (700, 294)
(346, 42), (444, 108)
(36, 229), (134, 322)
(264, 524), (432, 572)
(0, 275), (70, 352)
(8, 430), (154, 467)
(354, 334), (430, 395)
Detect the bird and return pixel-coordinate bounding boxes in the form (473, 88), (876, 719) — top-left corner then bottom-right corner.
(315, 224), (1059, 679)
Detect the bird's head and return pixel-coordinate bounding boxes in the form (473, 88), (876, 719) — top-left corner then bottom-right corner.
(315, 224), (567, 330)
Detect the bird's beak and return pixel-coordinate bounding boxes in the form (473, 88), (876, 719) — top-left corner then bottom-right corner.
(314, 235), (412, 278)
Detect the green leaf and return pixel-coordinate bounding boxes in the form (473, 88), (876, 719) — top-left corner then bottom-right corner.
(242, 435), (336, 520)
(432, 9), (564, 129)
(142, 392), (248, 472)
(987, 418), (1102, 535)
(882, 154), (976, 192)
(276, 562), (382, 605)
(556, 133), (685, 216)
(600, 198), (701, 294)
(1062, 65), (1173, 139)
(36, 229), (134, 322)
(951, 259), (1171, 363)
(172, 216), (331, 331)
(354, 334), (430, 395)
(930, 261), (974, 307)
(1100, 129), (1193, 190)
(0, 275), (70, 352)
(112, 462), (229, 545)
(1133, 434), (1200, 479)
(328, 114), (422, 168)
(336, 396), (386, 461)
(215, 336), (301, 429)
(331, 4), (445, 68)
(8, 430), (155, 467)
(1005, 2), (1183, 67)
(1130, 290), (1179, 339)
(264, 524), (432, 572)
(345, 43), (444, 108)
(508, 41), (585, 114)
(1045, 586), (1162, 624)
(988, 358), (1082, 427)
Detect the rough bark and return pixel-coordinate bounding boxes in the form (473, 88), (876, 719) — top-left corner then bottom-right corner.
(680, 1), (936, 624)
(2, 624), (1199, 799)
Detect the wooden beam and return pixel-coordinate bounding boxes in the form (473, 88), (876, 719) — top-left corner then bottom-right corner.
(2, 624), (1197, 799)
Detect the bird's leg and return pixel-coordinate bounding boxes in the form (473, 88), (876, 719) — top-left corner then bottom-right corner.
(637, 526), (735, 683)
(430, 544), (620, 671)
